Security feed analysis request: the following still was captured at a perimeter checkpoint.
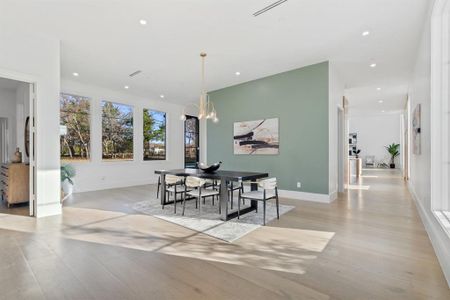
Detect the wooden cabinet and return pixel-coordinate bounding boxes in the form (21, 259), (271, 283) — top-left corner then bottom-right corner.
(1, 164), (29, 207)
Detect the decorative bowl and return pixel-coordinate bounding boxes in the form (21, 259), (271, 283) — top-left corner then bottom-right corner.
(199, 161), (222, 173)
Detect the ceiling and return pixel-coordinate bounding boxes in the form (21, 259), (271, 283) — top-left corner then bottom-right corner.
(0, 0), (430, 113)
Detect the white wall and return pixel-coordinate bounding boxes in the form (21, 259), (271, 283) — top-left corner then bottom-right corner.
(0, 88), (16, 159)
(0, 32), (61, 217)
(61, 80), (185, 193)
(329, 61), (345, 198)
(349, 113), (402, 167)
(408, 0), (450, 286)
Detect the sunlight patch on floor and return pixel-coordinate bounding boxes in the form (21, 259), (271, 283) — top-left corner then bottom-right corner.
(0, 207), (335, 275)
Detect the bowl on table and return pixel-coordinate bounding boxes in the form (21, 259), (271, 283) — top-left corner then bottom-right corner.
(198, 161), (222, 173)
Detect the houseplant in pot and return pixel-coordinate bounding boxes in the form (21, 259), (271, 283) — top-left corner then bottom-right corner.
(385, 143), (400, 169)
(61, 164), (76, 196)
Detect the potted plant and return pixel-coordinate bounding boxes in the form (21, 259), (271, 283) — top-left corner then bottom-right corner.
(61, 164), (76, 196)
(353, 149), (361, 158)
(385, 143), (400, 169)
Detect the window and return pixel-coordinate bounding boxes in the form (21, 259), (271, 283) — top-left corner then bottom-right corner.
(102, 101), (134, 161)
(143, 109), (166, 160)
(60, 93), (91, 162)
(184, 116), (199, 168)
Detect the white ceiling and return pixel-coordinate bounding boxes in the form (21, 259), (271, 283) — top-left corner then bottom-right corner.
(0, 0), (430, 113)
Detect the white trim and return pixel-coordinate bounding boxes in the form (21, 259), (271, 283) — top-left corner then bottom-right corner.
(278, 189), (336, 203)
(408, 182), (450, 286)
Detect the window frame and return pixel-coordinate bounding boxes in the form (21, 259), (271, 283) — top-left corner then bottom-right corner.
(59, 92), (92, 163)
(101, 100), (135, 162)
(143, 108), (167, 161)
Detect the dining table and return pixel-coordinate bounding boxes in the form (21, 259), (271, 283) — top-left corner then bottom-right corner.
(155, 169), (269, 221)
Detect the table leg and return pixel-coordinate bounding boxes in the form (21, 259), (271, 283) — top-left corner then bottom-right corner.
(160, 174), (166, 206)
(220, 179), (229, 221)
(251, 181), (258, 212)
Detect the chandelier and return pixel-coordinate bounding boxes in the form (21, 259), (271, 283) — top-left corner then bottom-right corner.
(181, 52), (218, 123)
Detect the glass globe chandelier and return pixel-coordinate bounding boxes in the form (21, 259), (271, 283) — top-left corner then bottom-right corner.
(181, 52), (218, 123)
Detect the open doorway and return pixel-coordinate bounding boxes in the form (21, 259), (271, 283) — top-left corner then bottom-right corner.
(184, 115), (199, 168)
(0, 77), (35, 217)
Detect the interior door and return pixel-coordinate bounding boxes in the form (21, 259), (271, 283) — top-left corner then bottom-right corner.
(184, 115), (199, 168)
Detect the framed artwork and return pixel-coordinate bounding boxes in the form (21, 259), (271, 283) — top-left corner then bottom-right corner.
(233, 118), (279, 155)
(412, 104), (421, 155)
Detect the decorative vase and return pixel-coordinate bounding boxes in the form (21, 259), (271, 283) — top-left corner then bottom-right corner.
(11, 148), (22, 163)
(62, 179), (74, 195)
(390, 163), (395, 169)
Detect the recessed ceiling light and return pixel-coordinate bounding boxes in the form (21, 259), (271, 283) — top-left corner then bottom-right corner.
(381, 110), (385, 113)
(72, 72), (79, 77)
(362, 30), (370, 36)
(377, 87), (381, 91)
(378, 100), (383, 103)
(235, 71), (241, 76)
(124, 85), (129, 89)
(160, 94), (165, 99)
(139, 19), (147, 25)
(370, 63), (377, 68)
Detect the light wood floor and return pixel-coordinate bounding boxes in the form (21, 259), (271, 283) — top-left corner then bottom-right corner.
(0, 169), (449, 299)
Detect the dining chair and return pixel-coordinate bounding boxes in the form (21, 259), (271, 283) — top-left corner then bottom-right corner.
(182, 176), (219, 216)
(164, 174), (185, 213)
(238, 177), (279, 225)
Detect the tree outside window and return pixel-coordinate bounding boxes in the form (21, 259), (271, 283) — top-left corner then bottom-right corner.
(60, 93), (91, 162)
(102, 101), (134, 161)
(143, 109), (166, 160)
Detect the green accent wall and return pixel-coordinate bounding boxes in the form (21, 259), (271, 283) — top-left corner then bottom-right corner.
(207, 61), (329, 194)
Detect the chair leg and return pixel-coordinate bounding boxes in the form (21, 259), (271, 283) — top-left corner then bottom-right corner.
(263, 200), (266, 226)
(182, 192), (186, 216)
(157, 176), (161, 199)
(237, 195), (241, 219)
(174, 192), (177, 214)
(276, 196), (279, 219)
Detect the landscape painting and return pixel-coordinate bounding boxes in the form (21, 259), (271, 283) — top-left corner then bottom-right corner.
(233, 118), (279, 155)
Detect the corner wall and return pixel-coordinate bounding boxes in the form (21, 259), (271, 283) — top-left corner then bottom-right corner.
(408, 0), (450, 285)
(0, 32), (61, 217)
(207, 62), (332, 200)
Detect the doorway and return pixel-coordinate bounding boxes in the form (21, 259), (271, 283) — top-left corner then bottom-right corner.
(0, 76), (35, 217)
(184, 115), (199, 168)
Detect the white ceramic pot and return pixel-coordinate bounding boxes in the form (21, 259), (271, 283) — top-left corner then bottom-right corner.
(62, 179), (74, 195)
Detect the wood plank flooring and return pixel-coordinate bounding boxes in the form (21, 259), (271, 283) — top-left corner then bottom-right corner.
(0, 169), (449, 299)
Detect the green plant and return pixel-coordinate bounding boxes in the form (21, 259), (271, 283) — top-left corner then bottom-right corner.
(61, 164), (76, 185)
(385, 143), (400, 164)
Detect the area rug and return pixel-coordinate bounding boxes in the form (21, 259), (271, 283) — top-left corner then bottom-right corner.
(132, 196), (294, 242)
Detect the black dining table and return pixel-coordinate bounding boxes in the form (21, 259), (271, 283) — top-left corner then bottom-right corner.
(155, 169), (269, 221)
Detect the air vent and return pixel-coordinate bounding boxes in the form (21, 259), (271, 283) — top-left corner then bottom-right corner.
(253, 0), (288, 17)
(129, 70), (142, 77)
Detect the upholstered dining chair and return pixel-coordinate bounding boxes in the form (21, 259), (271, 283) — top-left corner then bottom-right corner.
(238, 177), (279, 225)
(164, 174), (185, 213)
(182, 176), (219, 216)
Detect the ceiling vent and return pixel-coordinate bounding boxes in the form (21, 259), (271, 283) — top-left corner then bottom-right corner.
(129, 70), (142, 77)
(253, 0), (288, 17)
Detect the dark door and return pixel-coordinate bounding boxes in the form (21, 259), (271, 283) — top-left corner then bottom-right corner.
(184, 115), (199, 168)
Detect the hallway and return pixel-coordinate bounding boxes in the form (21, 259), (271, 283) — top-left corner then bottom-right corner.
(0, 169), (448, 299)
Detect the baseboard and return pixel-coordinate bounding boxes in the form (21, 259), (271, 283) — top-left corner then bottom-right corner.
(408, 182), (450, 287)
(278, 189), (336, 203)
